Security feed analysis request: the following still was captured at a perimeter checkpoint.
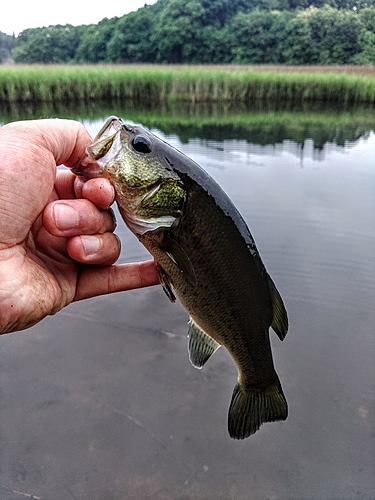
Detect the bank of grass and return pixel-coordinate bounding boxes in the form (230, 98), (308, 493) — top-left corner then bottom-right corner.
(1, 64), (375, 104)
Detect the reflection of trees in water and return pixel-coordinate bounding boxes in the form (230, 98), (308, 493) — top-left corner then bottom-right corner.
(1, 99), (374, 151)
(162, 123), (371, 150)
(139, 101), (374, 150)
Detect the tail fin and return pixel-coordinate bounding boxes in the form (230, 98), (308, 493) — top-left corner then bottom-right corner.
(228, 382), (288, 439)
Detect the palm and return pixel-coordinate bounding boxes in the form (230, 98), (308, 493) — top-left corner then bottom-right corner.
(1, 176), (78, 332)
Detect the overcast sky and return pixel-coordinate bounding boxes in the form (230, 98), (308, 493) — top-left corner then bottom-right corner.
(1, 0), (157, 36)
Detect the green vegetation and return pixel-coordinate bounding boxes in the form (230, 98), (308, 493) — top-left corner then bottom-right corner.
(2, 0), (375, 65)
(1, 64), (375, 105)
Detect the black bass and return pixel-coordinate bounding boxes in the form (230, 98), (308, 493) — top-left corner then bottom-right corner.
(73, 116), (289, 439)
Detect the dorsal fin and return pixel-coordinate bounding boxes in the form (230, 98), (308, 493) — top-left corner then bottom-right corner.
(268, 276), (288, 341)
(187, 318), (221, 369)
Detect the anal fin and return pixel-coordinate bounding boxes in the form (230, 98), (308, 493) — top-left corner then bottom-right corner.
(187, 318), (220, 369)
(268, 276), (288, 341)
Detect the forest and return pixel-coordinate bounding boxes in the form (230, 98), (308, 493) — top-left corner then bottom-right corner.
(1, 0), (375, 65)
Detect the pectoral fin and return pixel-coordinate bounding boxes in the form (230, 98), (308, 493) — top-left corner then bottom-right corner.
(187, 318), (221, 369)
(268, 276), (288, 341)
(157, 264), (176, 303)
(162, 232), (197, 286)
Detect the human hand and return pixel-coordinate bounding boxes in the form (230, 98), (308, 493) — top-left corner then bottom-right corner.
(0, 119), (158, 334)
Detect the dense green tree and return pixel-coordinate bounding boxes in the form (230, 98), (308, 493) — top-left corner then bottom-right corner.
(354, 9), (375, 61)
(13, 25), (83, 63)
(349, 0), (375, 10)
(356, 28), (375, 62)
(227, 10), (280, 63)
(287, 0), (375, 9)
(200, 0), (259, 26)
(8, 0), (375, 66)
(358, 6), (375, 30)
(307, 6), (362, 63)
(151, 0), (211, 63)
(274, 10), (317, 63)
(75, 18), (117, 63)
(106, 8), (156, 62)
(0, 32), (16, 63)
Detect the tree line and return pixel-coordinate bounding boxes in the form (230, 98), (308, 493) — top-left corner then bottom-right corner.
(2, 0), (375, 65)
(0, 32), (16, 63)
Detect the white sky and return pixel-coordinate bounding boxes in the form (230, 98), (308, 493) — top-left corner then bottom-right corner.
(1, 0), (157, 36)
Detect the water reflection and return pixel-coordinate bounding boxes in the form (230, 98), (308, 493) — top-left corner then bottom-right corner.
(1, 99), (375, 150)
(0, 102), (374, 500)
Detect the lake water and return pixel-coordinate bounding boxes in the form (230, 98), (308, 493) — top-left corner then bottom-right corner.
(0, 102), (374, 500)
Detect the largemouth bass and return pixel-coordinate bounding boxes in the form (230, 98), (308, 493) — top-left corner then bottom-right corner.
(73, 116), (289, 439)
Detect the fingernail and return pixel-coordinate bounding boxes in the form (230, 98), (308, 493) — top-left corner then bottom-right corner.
(81, 235), (102, 256)
(53, 203), (78, 231)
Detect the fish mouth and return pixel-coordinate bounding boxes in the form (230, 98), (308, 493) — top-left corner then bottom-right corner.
(71, 157), (106, 179)
(92, 115), (125, 142)
(71, 116), (126, 179)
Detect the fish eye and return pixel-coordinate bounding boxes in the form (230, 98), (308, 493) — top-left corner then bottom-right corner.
(132, 135), (152, 154)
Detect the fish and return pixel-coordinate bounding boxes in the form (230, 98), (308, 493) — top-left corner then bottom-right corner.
(72, 116), (289, 439)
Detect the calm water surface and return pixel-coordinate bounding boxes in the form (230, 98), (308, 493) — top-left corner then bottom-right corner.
(0, 105), (374, 500)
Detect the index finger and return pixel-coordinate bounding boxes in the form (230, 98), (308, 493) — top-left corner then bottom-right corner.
(73, 260), (159, 301)
(2, 118), (92, 168)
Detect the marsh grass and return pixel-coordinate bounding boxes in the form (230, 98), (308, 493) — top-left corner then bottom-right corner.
(1, 65), (375, 104)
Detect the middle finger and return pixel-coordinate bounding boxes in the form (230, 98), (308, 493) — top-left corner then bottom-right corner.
(43, 199), (116, 237)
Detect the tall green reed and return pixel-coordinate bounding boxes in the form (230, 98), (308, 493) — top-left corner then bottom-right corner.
(1, 65), (375, 104)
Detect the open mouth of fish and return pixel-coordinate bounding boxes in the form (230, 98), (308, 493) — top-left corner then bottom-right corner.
(72, 116), (127, 178)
